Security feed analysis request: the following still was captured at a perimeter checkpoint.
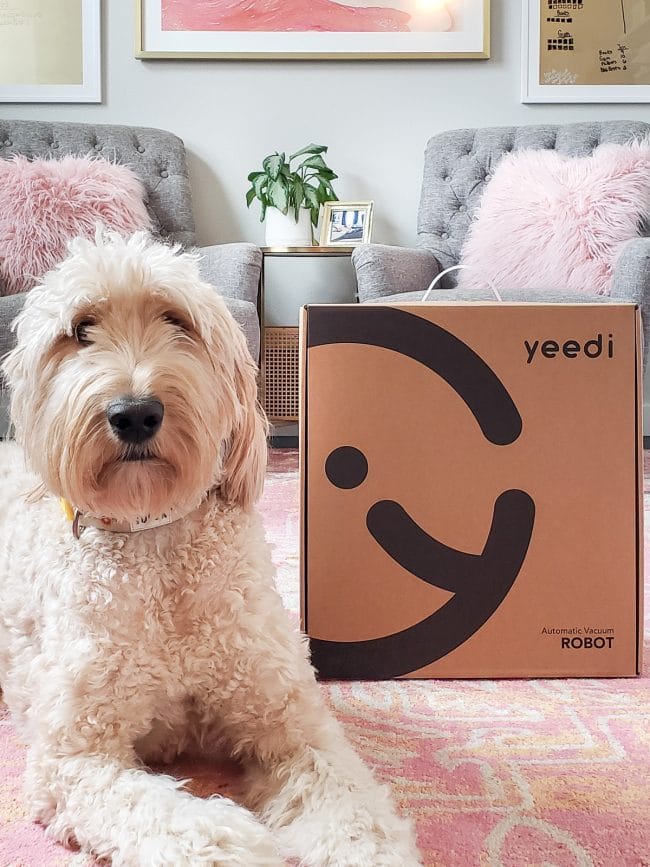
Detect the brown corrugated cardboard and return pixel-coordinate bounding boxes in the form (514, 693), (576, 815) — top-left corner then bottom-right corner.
(300, 303), (643, 679)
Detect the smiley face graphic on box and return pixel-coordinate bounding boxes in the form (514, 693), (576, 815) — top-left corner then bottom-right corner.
(304, 307), (536, 679)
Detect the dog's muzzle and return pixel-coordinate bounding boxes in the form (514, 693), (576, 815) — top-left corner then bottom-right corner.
(107, 396), (164, 445)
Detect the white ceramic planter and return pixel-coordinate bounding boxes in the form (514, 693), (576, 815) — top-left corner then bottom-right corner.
(265, 207), (313, 247)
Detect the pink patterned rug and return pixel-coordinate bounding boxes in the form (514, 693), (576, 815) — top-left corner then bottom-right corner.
(1, 448), (648, 866)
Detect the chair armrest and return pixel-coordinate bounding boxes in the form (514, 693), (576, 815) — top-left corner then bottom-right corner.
(611, 237), (650, 304)
(351, 244), (440, 303)
(611, 236), (650, 370)
(197, 243), (262, 306)
(0, 294), (27, 436)
(0, 293), (27, 362)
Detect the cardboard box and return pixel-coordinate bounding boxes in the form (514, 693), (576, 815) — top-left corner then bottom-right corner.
(300, 303), (643, 679)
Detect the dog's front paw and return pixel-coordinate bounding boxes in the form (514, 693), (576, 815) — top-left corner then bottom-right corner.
(277, 805), (422, 867)
(335, 829), (423, 867)
(309, 831), (421, 867)
(135, 797), (284, 867)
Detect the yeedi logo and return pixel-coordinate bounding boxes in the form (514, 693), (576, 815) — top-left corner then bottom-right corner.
(307, 307), (536, 679)
(525, 333), (614, 364)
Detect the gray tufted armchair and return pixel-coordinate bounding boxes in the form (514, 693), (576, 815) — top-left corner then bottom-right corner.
(0, 119), (262, 437)
(352, 120), (650, 367)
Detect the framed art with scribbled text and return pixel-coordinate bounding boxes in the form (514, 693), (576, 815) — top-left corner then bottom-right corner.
(522, 0), (650, 103)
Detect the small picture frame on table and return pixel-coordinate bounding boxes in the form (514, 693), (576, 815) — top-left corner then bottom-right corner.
(320, 201), (374, 247)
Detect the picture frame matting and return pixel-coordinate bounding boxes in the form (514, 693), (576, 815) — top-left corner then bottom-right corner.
(0, 0), (101, 104)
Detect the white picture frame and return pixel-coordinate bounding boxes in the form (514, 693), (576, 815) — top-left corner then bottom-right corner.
(137, 0), (489, 60)
(522, 0), (650, 104)
(320, 201), (374, 248)
(0, 0), (101, 104)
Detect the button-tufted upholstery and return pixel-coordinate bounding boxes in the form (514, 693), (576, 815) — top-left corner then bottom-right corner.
(0, 119), (197, 246)
(415, 120), (649, 289)
(352, 121), (650, 368)
(0, 119), (262, 438)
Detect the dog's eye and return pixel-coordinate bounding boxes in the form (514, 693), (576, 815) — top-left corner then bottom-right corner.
(73, 319), (95, 345)
(163, 312), (191, 332)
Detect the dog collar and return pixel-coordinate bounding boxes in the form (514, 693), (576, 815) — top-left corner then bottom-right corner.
(59, 493), (215, 540)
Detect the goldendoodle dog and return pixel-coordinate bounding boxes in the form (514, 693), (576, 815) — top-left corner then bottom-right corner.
(0, 232), (422, 866)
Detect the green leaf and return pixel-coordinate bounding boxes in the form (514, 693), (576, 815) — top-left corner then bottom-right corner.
(260, 201), (267, 222)
(311, 206), (319, 227)
(291, 178), (304, 220)
(245, 187), (256, 207)
(299, 154), (328, 172)
(289, 143), (328, 161)
(252, 174), (268, 198)
(315, 182), (332, 204)
(263, 152), (284, 181)
(302, 183), (320, 210)
(269, 177), (289, 213)
(247, 170), (266, 183)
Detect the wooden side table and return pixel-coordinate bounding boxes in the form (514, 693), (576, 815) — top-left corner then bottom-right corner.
(259, 246), (354, 424)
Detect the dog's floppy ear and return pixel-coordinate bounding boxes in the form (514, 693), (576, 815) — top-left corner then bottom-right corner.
(220, 322), (269, 510)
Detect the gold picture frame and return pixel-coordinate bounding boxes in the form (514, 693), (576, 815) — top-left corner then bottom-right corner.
(320, 201), (374, 247)
(136, 0), (490, 60)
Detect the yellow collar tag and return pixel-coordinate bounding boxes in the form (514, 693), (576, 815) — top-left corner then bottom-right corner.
(59, 498), (75, 522)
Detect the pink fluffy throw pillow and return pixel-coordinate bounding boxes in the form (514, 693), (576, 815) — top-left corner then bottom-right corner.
(0, 155), (153, 295)
(457, 139), (650, 297)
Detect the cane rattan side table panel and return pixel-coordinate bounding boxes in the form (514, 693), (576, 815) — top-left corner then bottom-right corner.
(263, 326), (300, 422)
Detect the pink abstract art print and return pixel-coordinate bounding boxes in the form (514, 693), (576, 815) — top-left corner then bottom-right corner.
(163, 0), (454, 34)
(138, 0), (489, 59)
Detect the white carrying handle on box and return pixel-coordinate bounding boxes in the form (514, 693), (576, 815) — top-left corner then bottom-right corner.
(421, 264), (502, 303)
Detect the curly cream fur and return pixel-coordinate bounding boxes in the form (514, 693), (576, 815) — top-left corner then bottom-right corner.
(0, 233), (422, 866)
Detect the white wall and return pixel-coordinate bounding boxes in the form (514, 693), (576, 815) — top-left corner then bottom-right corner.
(2, 0), (648, 248)
(2, 1), (649, 431)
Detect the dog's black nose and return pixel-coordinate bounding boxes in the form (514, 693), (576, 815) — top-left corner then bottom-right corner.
(107, 396), (164, 444)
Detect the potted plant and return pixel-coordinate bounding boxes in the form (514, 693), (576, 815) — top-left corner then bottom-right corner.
(246, 144), (338, 246)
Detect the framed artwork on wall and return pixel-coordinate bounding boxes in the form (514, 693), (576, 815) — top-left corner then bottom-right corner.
(522, 0), (650, 103)
(136, 0), (489, 60)
(0, 0), (101, 103)
(320, 201), (373, 247)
